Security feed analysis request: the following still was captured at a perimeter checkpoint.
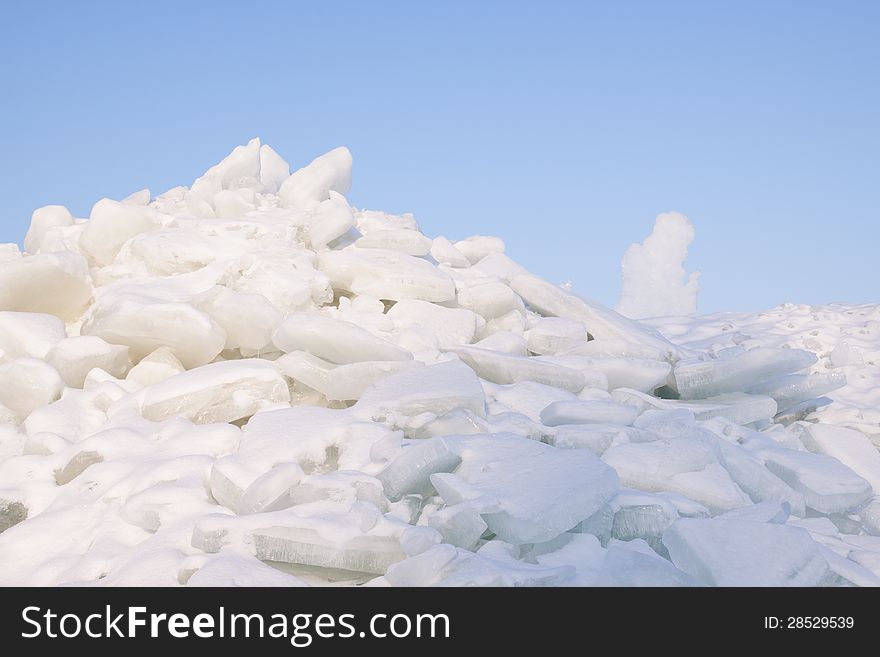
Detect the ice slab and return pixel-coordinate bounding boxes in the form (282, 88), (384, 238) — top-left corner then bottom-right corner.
(82, 296), (226, 369)
(671, 347), (817, 400)
(0, 358), (64, 420)
(24, 205), (74, 254)
(663, 517), (829, 586)
(509, 273), (683, 361)
(355, 229), (432, 256)
(0, 311), (67, 360)
(801, 424), (880, 494)
(79, 198), (157, 266)
(273, 313), (411, 364)
(45, 336), (130, 388)
(758, 447), (872, 514)
(452, 346), (586, 392)
(355, 359), (486, 421)
(318, 248), (455, 302)
(387, 300), (481, 349)
(377, 437), (461, 502)
(120, 358), (290, 424)
(747, 372), (847, 413)
(540, 400), (638, 427)
(431, 434), (618, 544)
(539, 355), (670, 393)
(279, 147), (352, 209)
(0, 252), (91, 319)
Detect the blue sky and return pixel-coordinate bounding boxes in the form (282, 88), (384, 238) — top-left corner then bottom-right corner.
(1, 1), (877, 312)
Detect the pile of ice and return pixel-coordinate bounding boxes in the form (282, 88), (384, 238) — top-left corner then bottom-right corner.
(1, 139), (878, 587)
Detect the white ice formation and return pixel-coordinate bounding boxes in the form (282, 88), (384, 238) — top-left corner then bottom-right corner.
(618, 211), (700, 319)
(0, 139), (877, 587)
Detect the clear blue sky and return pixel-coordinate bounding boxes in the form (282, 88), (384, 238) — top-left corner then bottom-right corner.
(1, 1), (877, 312)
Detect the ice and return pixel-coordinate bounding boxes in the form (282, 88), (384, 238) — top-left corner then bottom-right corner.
(376, 437), (461, 502)
(663, 517), (830, 586)
(455, 281), (524, 320)
(525, 317), (586, 355)
(757, 446), (872, 514)
(540, 400), (639, 427)
(119, 358), (290, 424)
(272, 313), (411, 364)
(45, 337), (130, 388)
(279, 146), (353, 209)
(79, 198), (157, 266)
(602, 438), (751, 513)
(452, 346), (586, 392)
(509, 273), (683, 360)
(430, 434), (619, 544)
(540, 356), (670, 393)
(125, 347), (186, 386)
(0, 251), (92, 319)
(429, 236), (470, 268)
(425, 504), (488, 549)
(355, 360), (486, 421)
(318, 248), (456, 302)
(0, 358), (64, 420)
(0, 311), (67, 360)
(800, 424), (880, 494)
(618, 212), (700, 319)
(355, 229), (432, 256)
(746, 372), (846, 413)
(82, 296), (226, 369)
(387, 300), (481, 349)
(454, 235), (505, 264)
(24, 205), (74, 254)
(2, 139), (878, 587)
(671, 347), (817, 400)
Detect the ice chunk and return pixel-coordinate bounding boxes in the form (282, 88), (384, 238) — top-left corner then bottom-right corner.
(79, 198), (157, 266)
(801, 424), (880, 494)
(426, 504), (487, 550)
(387, 300), (481, 349)
(355, 229), (432, 256)
(602, 438), (750, 513)
(121, 188), (151, 205)
(45, 336), (130, 388)
(318, 248), (456, 302)
(540, 400), (639, 427)
(746, 372), (846, 413)
(718, 501), (791, 524)
(525, 317), (586, 355)
(259, 144), (291, 194)
(671, 347), (817, 400)
(611, 491), (679, 544)
(306, 192), (356, 250)
(758, 447), (872, 514)
(81, 296), (226, 369)
(455, 281), (524, 320)
(273, 313), (411, 364)
(279, 146), (353, 209)
(454, 235), (505, 264)
(198, 137), (262, 189)
(617, 212), (700, 318)
(24, 205), (74, 254)
(663, 517), (829, 586)
(194, 286), (281, 352)
(125, 347), (185, 386)
(509, 273), (682, 360)
(239, 464), (305, 515)
(541, 356), (670, 393)
(595, 540), (698, 586)
(552, 424), (643, 456)
(213, 189), (255, 218)
(0, 311), (67, 360)
(0, 358), (64, 420)
(377, 437), (461, 502)
(562, 338), (666, 361)
(431, 435), (618, 544)
(430, 236), (470, 268)
(120, 358), (290, 424)
(452, 346), (586, 392)
(355, 359), (485, 420)
(0, 251), (91, 319)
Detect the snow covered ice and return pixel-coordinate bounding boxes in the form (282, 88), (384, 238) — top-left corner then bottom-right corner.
(0, 139), (878, 587)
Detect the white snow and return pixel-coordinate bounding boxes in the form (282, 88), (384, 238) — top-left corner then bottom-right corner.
(0, 139), (878, 588)
(618, 211), (700, 318)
